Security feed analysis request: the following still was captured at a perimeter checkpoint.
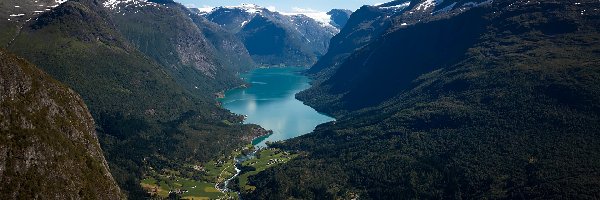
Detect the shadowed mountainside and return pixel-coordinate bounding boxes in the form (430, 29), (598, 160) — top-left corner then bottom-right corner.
(247, 0), (600, 199)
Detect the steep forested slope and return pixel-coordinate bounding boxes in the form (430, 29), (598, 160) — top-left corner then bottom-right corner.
(0, 50), (123, 199)
(109, 0), (255, 97)
(248, 0), (600, 199)
(1, 0), (264, 198)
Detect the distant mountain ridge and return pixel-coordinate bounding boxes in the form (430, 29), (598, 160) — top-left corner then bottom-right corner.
(107, 0), (255, 97)
(199, 4), (351, 67)
(327, 9), (353, 29)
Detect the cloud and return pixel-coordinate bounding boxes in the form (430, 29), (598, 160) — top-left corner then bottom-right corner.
(266, 5), (277, 11)
(291, 7), (321, 13)
(281, 7), (331, 24)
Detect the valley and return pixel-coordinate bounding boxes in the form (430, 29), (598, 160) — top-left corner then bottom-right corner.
(138, 145), (298, 199)
(1, 0), (599, 199)
(138, 66), (332, 199)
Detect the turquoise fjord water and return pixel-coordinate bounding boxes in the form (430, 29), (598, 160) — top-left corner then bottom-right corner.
(220, 67), (334, 147)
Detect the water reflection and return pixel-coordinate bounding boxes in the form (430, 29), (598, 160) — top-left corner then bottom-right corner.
(221, 67), (334, 147)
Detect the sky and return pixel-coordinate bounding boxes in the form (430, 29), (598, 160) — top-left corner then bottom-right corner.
(175, 0), (384, 13)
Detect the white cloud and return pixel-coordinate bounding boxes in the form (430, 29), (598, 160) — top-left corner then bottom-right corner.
(281, 7), (332, 25)
(266, 5), (277, 11)
(291, 7), (320, 13)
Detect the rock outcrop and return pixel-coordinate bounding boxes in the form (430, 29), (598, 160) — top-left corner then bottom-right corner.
(0, 50), (123, 199)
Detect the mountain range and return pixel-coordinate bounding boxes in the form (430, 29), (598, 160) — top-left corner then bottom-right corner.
(199, 4), (351, 67)
(1, 0), (600, 199)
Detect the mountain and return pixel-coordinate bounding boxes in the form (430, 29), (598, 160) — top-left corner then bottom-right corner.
(327, 9), (353, 29)
(0, 49), (123, 199)
(1, 0), (266, 198)
(247, 0), (600, 199)
(107, 0), (255, 97)
(301, 0), (497, 114)
(0, 0), (67, 45)
(201, 4), (343, 67)
(306, 3), (407, 78)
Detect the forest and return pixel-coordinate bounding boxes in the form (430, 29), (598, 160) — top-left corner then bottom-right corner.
(247, 1), (600, 199)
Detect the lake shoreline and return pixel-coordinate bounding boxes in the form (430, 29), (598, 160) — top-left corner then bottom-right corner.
(218, 66), (335, 147)
(213, 66), (335, 198)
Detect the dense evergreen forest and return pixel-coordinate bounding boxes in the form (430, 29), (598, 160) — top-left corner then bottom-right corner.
(247, 0), (600, 199)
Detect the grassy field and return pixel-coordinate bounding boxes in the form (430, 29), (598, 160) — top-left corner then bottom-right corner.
(140, 149), (244, 199)
(139, 147), (296, 198)
(202, 159), (237, 184)
(238, 148), (298, 192)
(140, 175), (228, 199)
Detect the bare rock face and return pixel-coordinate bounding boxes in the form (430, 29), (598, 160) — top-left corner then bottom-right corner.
(0, 50), (123, 199)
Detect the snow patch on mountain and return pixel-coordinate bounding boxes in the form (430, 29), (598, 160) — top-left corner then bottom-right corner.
(282, 14), (331, 28)
(195, 6), (215, 13)
(380, 2), (411, 9)
(6, 0), (70, 21)
(280, 8), (335, 28)
(241, 20), (249, 27)
(103, 0), (161, 11)
(202, 4), (337, 29)
(224, 3), (263, 14)
(415, 0), (443, 11)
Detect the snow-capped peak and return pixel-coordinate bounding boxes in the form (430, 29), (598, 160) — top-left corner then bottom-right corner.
(280, 8), (334, 28)
(415, 0), (443, 11)
(103, 0), (121, 9)
(379, 1), (411, 9)
(195, 6), (215, 13)
(102, 0), (162, 12)
(237, 3), (260, 9)
(223, 3), (265, 14)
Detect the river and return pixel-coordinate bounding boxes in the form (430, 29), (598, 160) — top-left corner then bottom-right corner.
(220, 67), (334, 147)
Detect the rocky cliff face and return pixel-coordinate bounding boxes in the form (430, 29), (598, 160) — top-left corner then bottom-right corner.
(0, 50), (123, 199)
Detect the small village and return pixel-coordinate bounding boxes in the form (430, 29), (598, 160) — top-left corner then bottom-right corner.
(138, 146), (298, 199)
